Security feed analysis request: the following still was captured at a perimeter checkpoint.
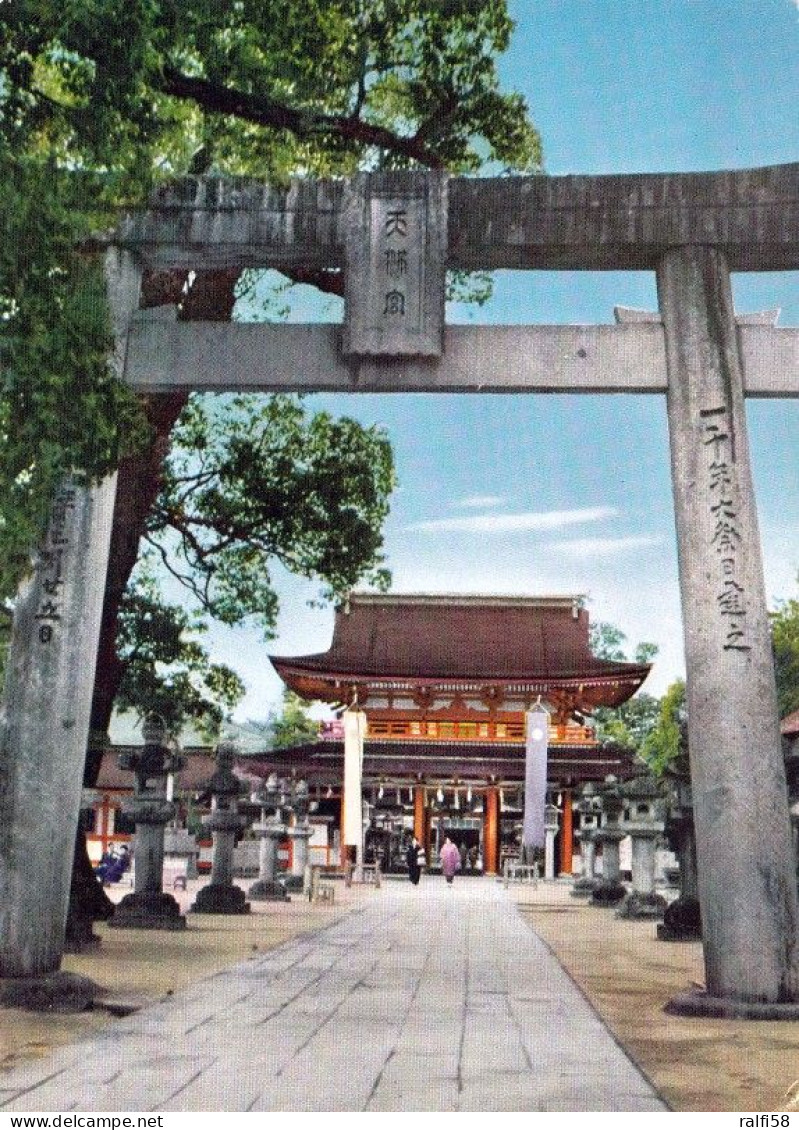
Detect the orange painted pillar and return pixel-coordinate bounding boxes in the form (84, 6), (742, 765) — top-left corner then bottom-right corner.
(100, 797), (111, 853)
(559, 789), (573, 875)
(414, 787), (426, 849)
(339, 792), (347, 867)
(484, 787), (499, 875)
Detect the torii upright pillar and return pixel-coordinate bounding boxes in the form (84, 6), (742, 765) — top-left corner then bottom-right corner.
(658, 246), (799, 1011)
(0, 250), (139, 1000)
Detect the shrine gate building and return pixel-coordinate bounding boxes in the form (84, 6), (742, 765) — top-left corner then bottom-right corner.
(256, 593), (650, 875)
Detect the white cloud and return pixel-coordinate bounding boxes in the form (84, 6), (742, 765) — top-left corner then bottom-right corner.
(405, 506), (617, 534)
(544, 535), (664, 557)
(455, 494), (509, 509)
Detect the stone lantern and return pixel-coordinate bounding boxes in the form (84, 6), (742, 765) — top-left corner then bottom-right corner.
(617, 772), (668, 919)
(284, 777), (314, 892)
(591, 774), (627, 906)
(658, 757), (702, 941)
(111, 715), (187, 930)
(543, 800), (561, 880)
(190, 739), (250, 915)
(249, 772), (290, 902)
(571, 783), (601, 897)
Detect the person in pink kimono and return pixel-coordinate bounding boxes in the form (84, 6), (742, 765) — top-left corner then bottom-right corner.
(440, 836), (460, 884)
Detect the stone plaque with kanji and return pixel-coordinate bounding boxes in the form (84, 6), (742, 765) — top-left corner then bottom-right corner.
(342, 171), (447, 358)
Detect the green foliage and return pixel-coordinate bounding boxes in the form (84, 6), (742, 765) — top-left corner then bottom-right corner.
(0, 0), (541, 604)
(0, 153), (147, 598)
(634, 641), (659, 665)
(640, 679), (686, 779)
(588, 620), (629, 663)
(588, 621), (660, 751)
(248, 690), (320, 751)
(1, 0), (542, 737)
(770, 595), (799, 718)
(115, 569), (245, 738)
(593, 692), (662, 752)
(2, 1), (541, 181)
(149, 394), (395, 630)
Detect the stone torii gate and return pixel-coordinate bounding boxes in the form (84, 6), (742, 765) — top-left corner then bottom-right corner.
(2, 163), (799, 1016)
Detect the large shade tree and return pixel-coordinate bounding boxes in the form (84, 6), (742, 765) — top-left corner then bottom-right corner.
(1, 0), (541, 703)
(1, 2), (542, 935)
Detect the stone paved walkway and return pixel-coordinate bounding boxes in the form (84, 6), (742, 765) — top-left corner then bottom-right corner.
(0, 880), (668, 1112)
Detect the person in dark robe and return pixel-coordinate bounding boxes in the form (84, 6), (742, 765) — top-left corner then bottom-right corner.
(406, 836), (423, 885)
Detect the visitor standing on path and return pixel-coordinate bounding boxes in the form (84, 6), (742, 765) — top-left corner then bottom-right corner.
(440, 836), (460, 884)
(406, 836), (423, 885)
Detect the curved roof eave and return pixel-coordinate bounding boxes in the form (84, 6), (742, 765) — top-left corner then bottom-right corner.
(270, 655), (652, 686)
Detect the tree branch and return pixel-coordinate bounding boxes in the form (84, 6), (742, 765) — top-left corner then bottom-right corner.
(350, 45), (370, 120)
(158, 65), (444, 169)
(279, 266), (344, 296)
(413, 90), (462, 146)
(144, 532), (212, 608)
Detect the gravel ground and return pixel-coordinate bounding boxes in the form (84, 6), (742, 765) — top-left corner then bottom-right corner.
(513, 882), (799, 1112)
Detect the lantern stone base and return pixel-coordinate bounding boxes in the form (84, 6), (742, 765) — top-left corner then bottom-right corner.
(616, 890), (668, 920)
(590, 880), (627, 906)
(109, 891), (187, 930)
(190, 883), (250, 915)
(656, 896), (702, 942)
(282, 874), (306, 893)
(248, 879), (290, 902)
(0, 971), (102, 1013)
(665, 990), (799, 1021)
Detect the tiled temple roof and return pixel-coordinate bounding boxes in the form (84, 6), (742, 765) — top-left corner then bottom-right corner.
(270, 593), (650, 703)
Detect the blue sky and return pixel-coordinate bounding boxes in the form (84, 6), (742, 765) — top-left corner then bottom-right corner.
(211, 0), (799, 720)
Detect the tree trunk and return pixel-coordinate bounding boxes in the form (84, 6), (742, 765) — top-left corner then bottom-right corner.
(86, 390), (190, 766)
(68, 270), (238, 942)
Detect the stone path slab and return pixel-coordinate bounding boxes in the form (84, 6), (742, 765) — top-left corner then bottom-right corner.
(0, 880), (668, 1112)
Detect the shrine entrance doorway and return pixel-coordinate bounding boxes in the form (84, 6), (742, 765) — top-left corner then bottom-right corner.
(430, 816), (483, 874)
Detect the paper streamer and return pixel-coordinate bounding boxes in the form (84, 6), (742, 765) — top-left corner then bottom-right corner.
(523, 708), (549, 848)
(343, 709), (366, 846)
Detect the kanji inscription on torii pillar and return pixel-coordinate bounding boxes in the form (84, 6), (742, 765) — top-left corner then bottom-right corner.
(342, 170), (447, 358)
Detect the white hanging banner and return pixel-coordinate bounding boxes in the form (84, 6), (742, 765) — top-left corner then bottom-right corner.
(343, 709), (366, 846)
(524, 708), (550, 849)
